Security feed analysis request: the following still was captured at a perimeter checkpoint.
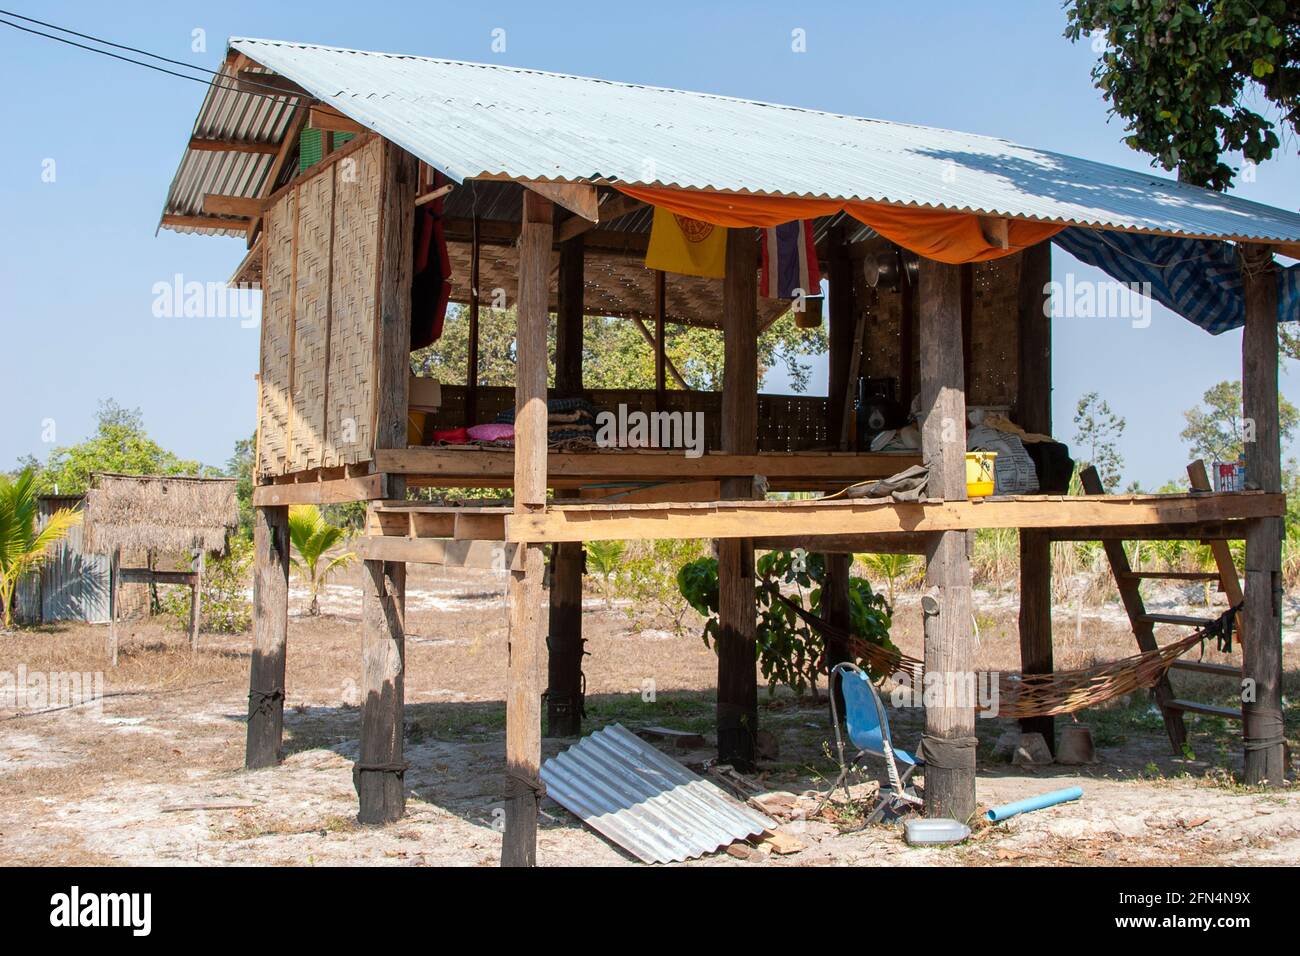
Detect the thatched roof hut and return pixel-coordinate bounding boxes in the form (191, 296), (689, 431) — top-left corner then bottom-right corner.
(83, 474), (239, 556)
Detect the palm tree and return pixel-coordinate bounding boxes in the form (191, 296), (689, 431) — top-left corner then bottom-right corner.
(287, 505), (355, 616)
(854, 552), (917, 606)
(0, 469), (81, 629)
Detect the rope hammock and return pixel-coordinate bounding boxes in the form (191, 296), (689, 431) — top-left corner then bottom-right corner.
(777, 594), (1240, 719)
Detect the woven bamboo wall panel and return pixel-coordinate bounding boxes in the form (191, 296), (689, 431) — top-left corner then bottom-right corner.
(326, 138), (382, 466)
(257, 190), (296, 476)
(289, 168), (335, 471)
(851, 252), (1023, 415)
(968, 256), (1019, 407)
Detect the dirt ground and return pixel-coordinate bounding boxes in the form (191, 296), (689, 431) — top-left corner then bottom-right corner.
(1, 563), (1297, 867)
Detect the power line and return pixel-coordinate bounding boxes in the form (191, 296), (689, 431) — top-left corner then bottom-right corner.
(0, 9), (302, 103)
(0, 7), (222, 74)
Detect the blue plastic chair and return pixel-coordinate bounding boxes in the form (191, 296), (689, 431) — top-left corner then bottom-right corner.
(821, 662), (924, 823)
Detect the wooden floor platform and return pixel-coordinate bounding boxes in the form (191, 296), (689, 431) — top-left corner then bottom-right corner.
(357, 491), (1284, 560)
(372, 447), (919, 491)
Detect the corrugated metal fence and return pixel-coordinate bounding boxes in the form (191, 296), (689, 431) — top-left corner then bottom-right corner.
(15, 495), (110, 625)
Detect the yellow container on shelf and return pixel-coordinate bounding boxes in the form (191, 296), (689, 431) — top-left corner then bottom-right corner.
(407, 409), (429, 446)
(965, 451), (997, 497)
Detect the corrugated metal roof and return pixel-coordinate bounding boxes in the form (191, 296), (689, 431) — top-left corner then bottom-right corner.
(159, 64), (299, 237)
(540, 723), (774, 864)
(161, 37), (1300, 246)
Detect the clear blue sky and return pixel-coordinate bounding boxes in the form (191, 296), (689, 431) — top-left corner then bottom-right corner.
(3, 0), (1297, 488)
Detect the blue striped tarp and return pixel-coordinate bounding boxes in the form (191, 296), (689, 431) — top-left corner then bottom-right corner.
(1052, 228), (1300, 335)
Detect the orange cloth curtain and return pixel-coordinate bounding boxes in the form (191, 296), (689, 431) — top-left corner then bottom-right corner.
(613, 185), (1062, 264)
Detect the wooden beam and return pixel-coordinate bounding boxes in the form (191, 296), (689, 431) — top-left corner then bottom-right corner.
(1080, 467), (1188, 754)
(245, 102), (310, 246)
(504, 492), (1284, 543)
(550, 230), (586, 738)
(188, 137), (280, 155)
(630, 318), (691, 390)
(308, 104), (367, 135)
(355, 536), (507, 567)
(375, 142), (417, 452)
(189, 551), (204, 652)
(654, 270), (668, 404)
(161, 214), (247, 232)
(827, 222), (858, 448)
(108, 547), (120, 667)
(917, 256), (976, 822)
(246, 504), (289, 769)
(467, 213), (482, 425)
(375, 447), (921, 481)
(1015, 240), (1054, 752)
(253, 473), (388, 506)
(752, 533), (927, 555)
(717, 227), (759, 771)
(979, 216), (1010, 250)
(555, 192), (646, 242)
(236, 69), (309, 98)
(443, 215), (650, 257)
(202, 194), (266, 219)
(356, 558), (406, 823)
(521, 181), (599, 221)
(1240, 243), (1286, 786)
(352, 141), (415, 825)
(503, 190), (554, 868)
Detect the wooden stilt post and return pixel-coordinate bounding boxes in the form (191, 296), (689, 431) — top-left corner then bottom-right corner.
(108, 546), (120, 668)
(548, 232), (586, 738)
(717, 227), (759, 770)
(246, 503), (289, 768)
(654, 269), (667, 408)
(467, 213), (482, 426)
(355, 140), (416, 820)
(1015, 240), (1055, 753)
(1240, 243), (1286, 786)
(189, 549), (204, 653)
(503, 190), (553, 867)
(356, 558), (407, 822)
(822, 223), (856, 708)
(918, 258), (977, 821)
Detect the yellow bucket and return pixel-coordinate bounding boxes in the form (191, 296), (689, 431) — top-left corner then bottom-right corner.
(965, 451), (997, 497)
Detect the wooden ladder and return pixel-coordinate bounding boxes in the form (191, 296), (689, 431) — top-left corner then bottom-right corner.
(1080, 461), (1244, 754)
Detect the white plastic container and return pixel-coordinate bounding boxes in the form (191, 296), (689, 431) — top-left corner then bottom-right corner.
(904, 818), (971, 845)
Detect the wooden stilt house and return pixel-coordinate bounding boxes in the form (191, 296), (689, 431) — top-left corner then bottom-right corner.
(158, 38), (1296, 864)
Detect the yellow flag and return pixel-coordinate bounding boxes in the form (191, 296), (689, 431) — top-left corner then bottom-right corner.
(645, 207), (728, 279)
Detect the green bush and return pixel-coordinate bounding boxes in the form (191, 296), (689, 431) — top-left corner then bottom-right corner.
(161, 535), (254, 634)
(609, 538), (708, 633)
(678, 549), (896, 696)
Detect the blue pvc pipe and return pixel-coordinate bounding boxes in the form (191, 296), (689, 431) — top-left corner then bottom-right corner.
(984, 786), (1083, 823)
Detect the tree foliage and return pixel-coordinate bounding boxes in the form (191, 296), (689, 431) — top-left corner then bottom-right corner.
(20, 400), (206, 496)
(287, 505), (355, 616)
(0, 469), (81, 628)
(1065, 1), (1299, 191)
(227, 433), (256, 540)
(678, 549), (895, 696)
(1072, 390), (1128, 489)
(411, 304), (827, 393)
(1180, 379), (1299, 461)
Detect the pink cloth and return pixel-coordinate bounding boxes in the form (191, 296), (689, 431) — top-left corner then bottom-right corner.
(467, 423), (514, 443)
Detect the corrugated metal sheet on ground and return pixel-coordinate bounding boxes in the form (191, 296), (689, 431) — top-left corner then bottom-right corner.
(162, 37), (1300, 247)
(540, 722), (774, 864)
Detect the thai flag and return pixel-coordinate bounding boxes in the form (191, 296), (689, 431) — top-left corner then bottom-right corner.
(760, 220), (821, 299)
